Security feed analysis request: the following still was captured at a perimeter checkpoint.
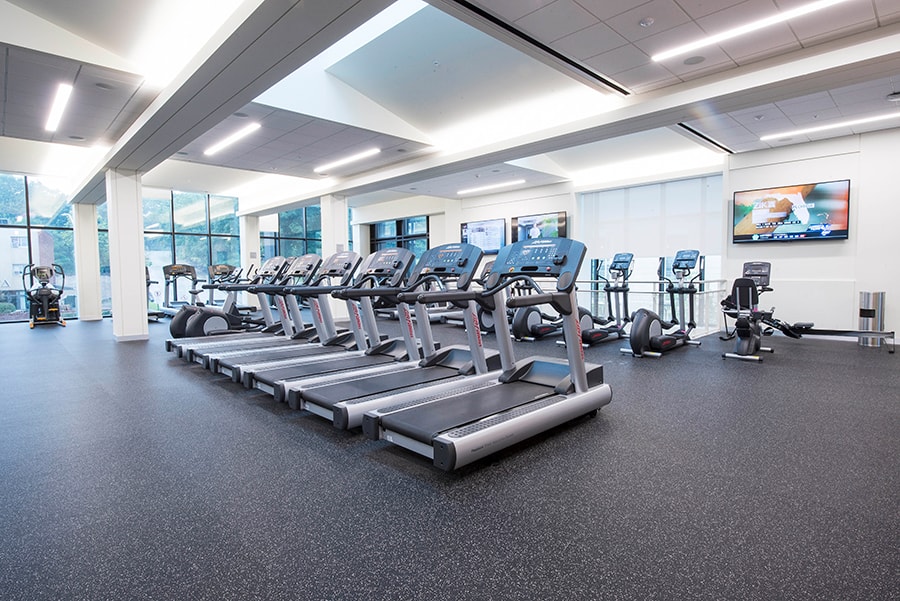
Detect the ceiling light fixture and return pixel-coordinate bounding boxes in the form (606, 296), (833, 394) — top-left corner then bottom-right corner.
(759, 111), (900, 141)
(203, 122), (261, 156)
(45, 83), (73, 132)
(314, 148), (381, 174)
(887, 91), (900, 102)
(652, 0), (852, 62)
(457, 179), (526, 195)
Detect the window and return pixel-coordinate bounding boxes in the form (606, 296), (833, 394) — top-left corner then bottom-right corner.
(142, 191), (240, 308)
(259, 205), (323, 259)
(0, 175), (77, 322)
(370, 216), (429, 258)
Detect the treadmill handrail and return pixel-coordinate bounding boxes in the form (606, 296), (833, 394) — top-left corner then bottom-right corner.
(507, 291), (575, 316)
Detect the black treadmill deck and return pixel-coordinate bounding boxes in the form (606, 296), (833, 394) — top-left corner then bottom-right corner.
(379, 380), (552, 443)
(251, 354), (396, 387)
(302, 365), (460, 410)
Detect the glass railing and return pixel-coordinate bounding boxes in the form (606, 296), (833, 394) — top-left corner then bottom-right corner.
(576, 278), (727, 338)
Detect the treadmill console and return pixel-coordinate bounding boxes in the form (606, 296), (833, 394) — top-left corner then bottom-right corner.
(209, 264), (236, 278)
(255, 256), (288, 277)
(609, 252), (634, 274)
(410, 243), (484, 290)
(163, 264), (198, 278)
(317, 251), (362, 286)
(489, 238), (587, 292)
(358, 247), (415, 287)
(281, 254), (322, 282)
(671, 249), (700, 272)
(741, 261), (771, 287)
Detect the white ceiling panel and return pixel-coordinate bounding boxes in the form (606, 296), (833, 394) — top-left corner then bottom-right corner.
(514, 0), (599, 43)
(672, 0), (749, 20)
(605, 0), (692, 42)
(553, 22), (627, 60)
(473, 0), (556, 22)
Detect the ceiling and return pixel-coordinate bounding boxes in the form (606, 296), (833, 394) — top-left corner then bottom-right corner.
(1, 0), (899, 212)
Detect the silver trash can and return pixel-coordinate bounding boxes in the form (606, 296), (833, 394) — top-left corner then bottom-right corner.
(858, 291), (886, 347)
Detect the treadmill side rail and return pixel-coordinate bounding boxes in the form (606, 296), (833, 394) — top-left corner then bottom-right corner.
(432, 385), (612, 470)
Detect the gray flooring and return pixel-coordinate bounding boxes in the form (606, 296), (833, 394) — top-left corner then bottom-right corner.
(1, 318), (897, 600)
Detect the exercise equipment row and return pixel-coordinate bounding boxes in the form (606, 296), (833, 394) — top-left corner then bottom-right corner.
(165, 238), (612, 470)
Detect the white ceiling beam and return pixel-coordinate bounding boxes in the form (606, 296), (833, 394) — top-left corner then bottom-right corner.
(240, 22), (900, 214)
(69, 0), (395, 204)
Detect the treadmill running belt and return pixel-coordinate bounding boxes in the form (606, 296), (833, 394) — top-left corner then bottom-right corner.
(379, 381), (551, 443)
(252, 354), (395, 386)
(303, 365), (459, 409)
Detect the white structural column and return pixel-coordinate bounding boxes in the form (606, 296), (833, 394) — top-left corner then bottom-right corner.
(105, 169), (148, 341)
(71, 202), (103, 321)
(320, 194), (350, 320)
(239, 214), (260, 308)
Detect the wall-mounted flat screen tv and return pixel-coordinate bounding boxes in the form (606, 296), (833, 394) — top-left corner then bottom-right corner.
(460, 218), (506, 254)
(511, 211), (567, 242)
(732, 179), (850, 243)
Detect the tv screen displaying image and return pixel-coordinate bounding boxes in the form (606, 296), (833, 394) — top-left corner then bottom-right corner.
(460, 218), (506, 254)
(511, 211), (567, 242)
(732, 179), (850, 243)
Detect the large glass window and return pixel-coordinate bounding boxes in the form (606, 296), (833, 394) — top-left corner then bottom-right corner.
(173, 191), (208, 234)
(0, 173), (26, 225)
(370, 215), (429, 258)
(260, 205), (323, 259)
(0, 175), (78, 322)
(209, 195), (239, 235)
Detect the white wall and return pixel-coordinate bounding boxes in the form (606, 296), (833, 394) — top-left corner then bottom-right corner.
(724, 129), (899, 331)
(350, 195), (456, 246)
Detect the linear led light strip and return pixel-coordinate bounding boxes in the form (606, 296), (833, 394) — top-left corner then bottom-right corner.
(458, 179), (525, 195)
(314, 148), (381, 173)
(45, 83), (73, 132)
(652, 0), (854, 62)
(204, 122), (261, 156)
(759, 111), (900, 141)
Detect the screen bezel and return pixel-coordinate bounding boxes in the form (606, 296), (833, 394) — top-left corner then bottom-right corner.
(731, 179), (850, 244)
(460, 218), (506, 254)
(510, 211), (568, 243)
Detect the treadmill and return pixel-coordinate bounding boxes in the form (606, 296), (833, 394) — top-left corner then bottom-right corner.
(206, 251), (365, 380)
(242, 247), (419, 401)
(362, 237), (613, 471)
(174, 255), (318, 364)
(165, 256), (290, 356)
(298, 242), (502, 429)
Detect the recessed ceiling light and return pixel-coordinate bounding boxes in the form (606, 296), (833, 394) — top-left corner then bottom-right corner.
(754, 115), (765, 121)
(457, 179), (525, 195)
(887, 91), (900, 102)
(759, 111), (900, 141)
(639, 17), (654, 28)
(45, 83), (73, 132)
(68, 135), (85, 140)
(203, 122), (261, 156)
(95, 82), (115, 90)
(652, 0), (852, 62)
(314, 148), (381, 174)
(176, 151), (189, 156)
(233, 112), (249, 118)
(683, 56), (705, 65)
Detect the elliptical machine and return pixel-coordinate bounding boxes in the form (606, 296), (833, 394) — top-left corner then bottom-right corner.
(581, 252), (633, 346)
(624, 249), (701, 358)
(23, 264), (66, 328)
